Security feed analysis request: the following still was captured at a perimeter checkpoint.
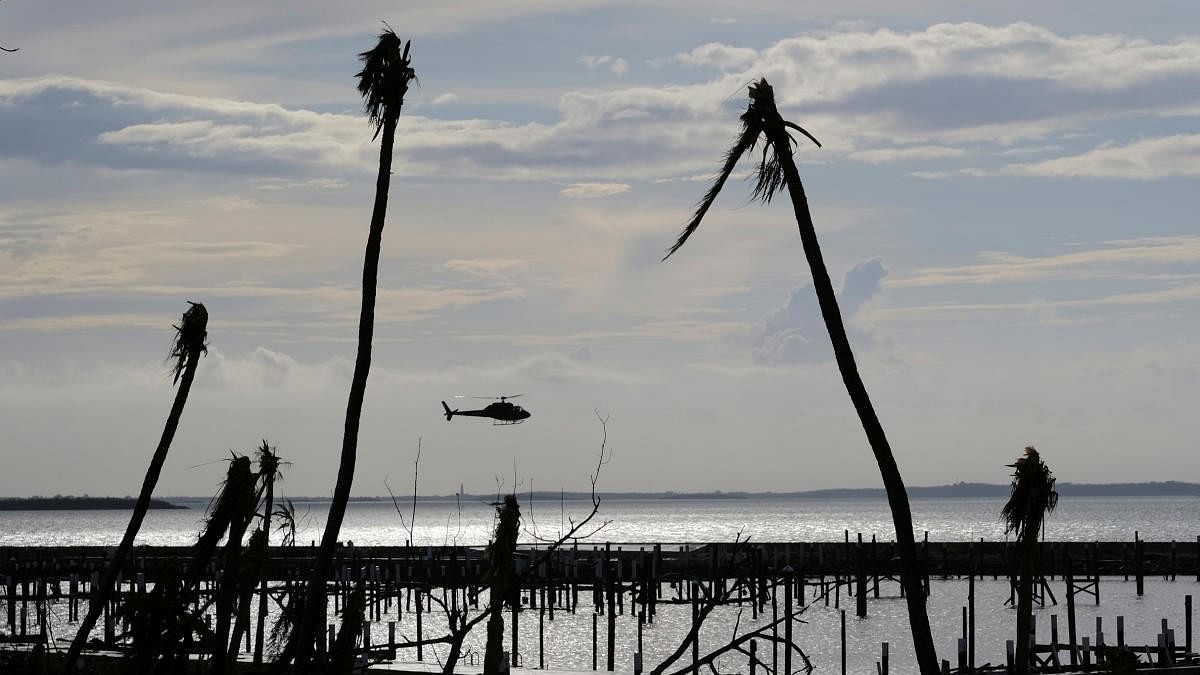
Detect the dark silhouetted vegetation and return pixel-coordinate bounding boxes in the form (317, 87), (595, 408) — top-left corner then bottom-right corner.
(662, 78), (939, 673)
(66, 301), (208, 674)
(1002, 446), (1058, 675)
(0, 496), (185, 510)
(290, 28), (416, 670)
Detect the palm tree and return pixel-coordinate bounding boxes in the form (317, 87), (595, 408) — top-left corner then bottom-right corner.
(663, 79), (939, 674)
(291, 28), (415, 667)
(253, 440), (284, 664)
(1002, 446), (1058, 675)
(66, 301), (208, 674)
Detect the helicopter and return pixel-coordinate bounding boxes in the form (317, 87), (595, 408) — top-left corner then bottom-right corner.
(441, 395), (531, 425)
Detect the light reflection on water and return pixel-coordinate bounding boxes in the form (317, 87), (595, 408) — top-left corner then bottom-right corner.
(1, 496), (1197, 547)
(8, 496), (1199, 672)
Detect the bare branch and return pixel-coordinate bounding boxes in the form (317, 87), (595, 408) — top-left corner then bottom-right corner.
(411, 437), (421, 541)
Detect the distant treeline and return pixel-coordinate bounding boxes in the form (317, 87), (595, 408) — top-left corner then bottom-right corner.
(164, 481), (1197, 504)
(0, 496), (186, 510)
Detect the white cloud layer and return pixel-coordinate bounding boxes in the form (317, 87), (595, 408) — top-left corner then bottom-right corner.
(753, 258), (886, 366)
(1005, 135), (1200, 178)
(5, 23), (1200, 187)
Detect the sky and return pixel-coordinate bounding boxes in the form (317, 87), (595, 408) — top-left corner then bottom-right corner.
(1, 2), (1198, 498)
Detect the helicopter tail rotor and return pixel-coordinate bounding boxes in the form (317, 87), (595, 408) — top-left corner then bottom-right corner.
(441, 401), (454, 421)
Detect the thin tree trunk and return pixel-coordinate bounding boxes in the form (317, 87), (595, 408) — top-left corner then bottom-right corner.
(293, 114), (397, 667)
(772, 128), (940, 674)
(254, 475), (275, 664)
(1015, 522), (1038, 675)
(65, 347), (203, 674)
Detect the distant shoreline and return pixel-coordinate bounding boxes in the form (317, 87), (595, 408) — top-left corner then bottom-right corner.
(0, 496), (186, 511)
(3, 482), (1194, 506)
(154, 480), (1195, 503)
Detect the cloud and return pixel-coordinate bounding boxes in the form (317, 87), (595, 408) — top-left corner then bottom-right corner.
(431, 93), (459, 105)
(753, 258), (886, 366)
(676, 43), (758, 71)
(5, 24), (1200, 187)
(849, 145), (965, 164)
(560, 182), (631, 199)
(893, 236), (1200, 287)
(580, 54), (629, 77)
(443, 258), (536, 278)
(1003, 135), (1200, 179)
(253, 178), (348, 191)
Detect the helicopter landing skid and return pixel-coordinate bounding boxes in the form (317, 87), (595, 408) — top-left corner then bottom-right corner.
(493, 419), (525, 426)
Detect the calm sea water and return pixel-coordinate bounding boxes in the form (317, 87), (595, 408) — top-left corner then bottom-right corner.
(4, 495), (1198, 672)
(1, 495), (1197, 547)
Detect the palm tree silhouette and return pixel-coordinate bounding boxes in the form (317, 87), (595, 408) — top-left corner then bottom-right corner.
(253, 441), (284, 665)
(66, 302), (208, 673)
(1002, 446), (1057, 675)
(290, 28), (415, 668)
(663, 79), (939, 674)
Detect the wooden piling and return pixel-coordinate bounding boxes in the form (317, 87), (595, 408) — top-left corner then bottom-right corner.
(784, 566), (793, 675)
(855, 533), (867, 618)
(1135, 533), (1145, 596)
(1065, 554), (1078, 667)
(1186, 594), (1193, 653)
(840, 609), (847, 675)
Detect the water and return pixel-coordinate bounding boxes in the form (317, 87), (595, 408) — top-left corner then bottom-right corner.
(4, 495), (1198, 672)
(2, 495), (1198, 547)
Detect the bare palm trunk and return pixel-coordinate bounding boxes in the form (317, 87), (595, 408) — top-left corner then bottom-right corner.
(293, 114), (397, 666)
(253, 471), (276, 664)
(771, 128), (940, 674)
(65, 346), (204, 673)
(1015, 518), (1039, 674)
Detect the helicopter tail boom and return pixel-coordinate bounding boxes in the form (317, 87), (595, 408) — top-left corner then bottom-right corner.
(441, 401), (454, 421)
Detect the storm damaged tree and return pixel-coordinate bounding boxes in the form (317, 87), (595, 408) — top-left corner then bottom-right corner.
(483, 495), (521, 675)
(253, 440), (286, 665)
(117, 452), (265, 674)
(290, 27), (416, 669)
(373, 413), (612, 674)
(651, 536), (814, 675)
(661, 79), (939, 674)
(66, 301), (208, 674)
(1002, 447), (1057, 675)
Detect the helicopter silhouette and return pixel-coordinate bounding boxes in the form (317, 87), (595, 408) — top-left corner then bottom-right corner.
(441, 395), (531, 425)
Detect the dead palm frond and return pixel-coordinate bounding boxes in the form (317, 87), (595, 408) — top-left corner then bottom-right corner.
(356, 26), (415, 139)
(1002, 446), (1058, 540)
(663, 79), (819, 260)
(169, 301), (208, 384)
(273, 498), (298, 546)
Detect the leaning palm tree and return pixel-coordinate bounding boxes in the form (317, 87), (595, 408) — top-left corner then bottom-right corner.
(1002, 446), (1057, 675)
(662, 79), (939, 674)
(253, 440), (284, 665)
(65, 301), (208, 673)
(290, 28), (415, 668)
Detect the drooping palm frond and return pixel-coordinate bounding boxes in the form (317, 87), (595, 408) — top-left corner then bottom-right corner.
(663, 117), (761, 260)
(662, 78), (821, 260)
(273, 498), (298, 546)
(1002, 446), (1058, 540)
(355, 26), (415, 139)
(169, 301), (208, 384)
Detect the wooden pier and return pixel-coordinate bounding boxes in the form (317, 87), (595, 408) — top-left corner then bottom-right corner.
(2, 537), (1198, 673)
